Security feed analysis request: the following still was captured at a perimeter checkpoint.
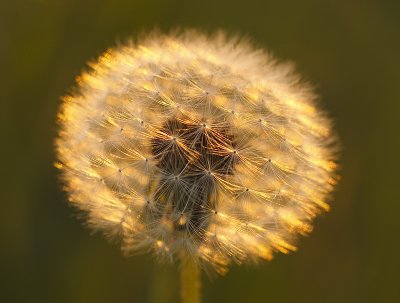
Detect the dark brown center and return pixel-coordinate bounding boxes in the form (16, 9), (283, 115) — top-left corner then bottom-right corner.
(150, 118), (236, 236)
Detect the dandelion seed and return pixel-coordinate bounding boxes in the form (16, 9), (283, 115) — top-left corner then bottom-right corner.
(56, 30), (338, 302)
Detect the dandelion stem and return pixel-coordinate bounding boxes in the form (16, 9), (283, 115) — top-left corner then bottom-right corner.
(180, 258), (201, 303)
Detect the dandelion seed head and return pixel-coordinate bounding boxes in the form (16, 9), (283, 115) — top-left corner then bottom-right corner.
(56, 30), (338, 274)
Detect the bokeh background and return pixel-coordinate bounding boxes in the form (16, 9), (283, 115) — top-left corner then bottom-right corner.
(1, 0), (399, 302)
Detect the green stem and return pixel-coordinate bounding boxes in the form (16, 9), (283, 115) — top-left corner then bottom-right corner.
(180, 258), (201, 303)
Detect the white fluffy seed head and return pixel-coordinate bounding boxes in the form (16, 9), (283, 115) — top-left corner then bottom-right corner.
(56, 30), (338, 274)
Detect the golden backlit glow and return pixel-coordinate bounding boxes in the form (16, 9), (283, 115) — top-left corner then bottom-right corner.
(56, 31), (338, 274)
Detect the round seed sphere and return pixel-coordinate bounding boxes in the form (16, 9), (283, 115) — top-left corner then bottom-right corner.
(56, 31), (338, 274)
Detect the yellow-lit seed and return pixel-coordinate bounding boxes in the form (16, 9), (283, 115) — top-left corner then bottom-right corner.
(55, 30), (338, 274)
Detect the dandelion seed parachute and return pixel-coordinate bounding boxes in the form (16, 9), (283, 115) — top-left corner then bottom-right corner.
(56, 30), (338, 274)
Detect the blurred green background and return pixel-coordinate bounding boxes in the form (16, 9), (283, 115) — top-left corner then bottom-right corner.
(1, 0), (399, 302)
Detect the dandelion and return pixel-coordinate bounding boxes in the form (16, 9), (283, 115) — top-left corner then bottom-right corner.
(56, 30), (338, 303)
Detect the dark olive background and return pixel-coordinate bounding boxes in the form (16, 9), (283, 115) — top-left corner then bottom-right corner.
(1, 0), (399, 302)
